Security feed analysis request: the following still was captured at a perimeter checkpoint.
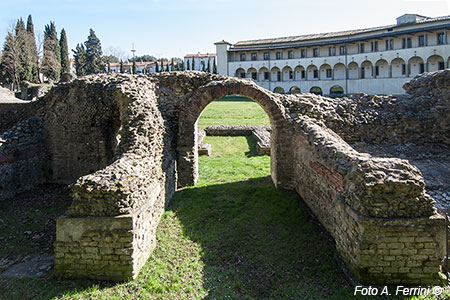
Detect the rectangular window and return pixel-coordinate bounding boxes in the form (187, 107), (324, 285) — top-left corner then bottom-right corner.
(326, 69), (332, 78)
(420, 63), (425, 73)
(277, 71), (281, 81)
(289, 71), (293, 79)
(264, 71), (269, 80)
(418, 35), (426, 47)
(288, 50), (294, 59)
(339, 45), (347, 55)
(402, 64), (406, 75)
(439, 61), (445, 70)
(361, 68), (365, 79)
(359, 43), (365, 53)
(371, 41), (378, 52)
(313, 48), (319, 57)
(385, 39), (393, 50)
(301, 49), (306, 58)
(276, 52), (282, 60)
(240, 72), (246, 78)
(251, 53), (257, 61)
(328, 47), (336, 56)
(251, 72), (257, 80)
(313, 69), (318, 78)
(264, 52), (270, 60)
(375, 66), (379, 76)
(402, 37), (412, 49)
(240, 53), (246, 61)
(301, 70), (305, 79)
(437, 32), (445, 45)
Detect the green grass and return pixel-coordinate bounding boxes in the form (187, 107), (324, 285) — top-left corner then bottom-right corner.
(197, 97), (270, 128)
(1, 101), (449, 299)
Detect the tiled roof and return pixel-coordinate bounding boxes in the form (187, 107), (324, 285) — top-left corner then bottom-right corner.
(232, 15), (450, 48)
(184, 53), (216, 58)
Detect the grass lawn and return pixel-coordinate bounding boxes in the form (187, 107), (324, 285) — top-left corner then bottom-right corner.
(0, 100), (448, 299)
(197, 96), (270, 128)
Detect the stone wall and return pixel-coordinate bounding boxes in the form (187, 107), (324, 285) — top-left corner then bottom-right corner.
(0, 117), (44, 202)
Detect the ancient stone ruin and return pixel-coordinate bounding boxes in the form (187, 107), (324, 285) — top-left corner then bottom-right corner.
(0, 70), (449, 285)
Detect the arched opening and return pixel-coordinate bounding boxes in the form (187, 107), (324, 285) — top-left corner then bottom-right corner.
(282, 66), (293, 81)
(391, 58), (406, 78)
(271, 66), (281, 82)
(310, 86), (322, 95)
(375, 59), (389, 78)
(319, 64), (332, 80)
(333, 63), (346, 80)
(247, 67), (257, 81)
(177, 81), (295, 190)
(294, 65), (305, 80)
(408, 56), (425, 77)
(427, 55), (445, 72)
(361, 61), (373, 79)
(273, 87), (285, 94)
(289, 86), (301, 94)
(259, 67), (269, 82)
(329, 85), (344, 96)
(235, 68), (246, 79)
(307, 64), (319, 80)
(348, 62), (359, 79)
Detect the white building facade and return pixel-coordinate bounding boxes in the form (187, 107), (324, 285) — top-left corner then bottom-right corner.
(215, 14), (450, 95)
(184, 53), (216, 71)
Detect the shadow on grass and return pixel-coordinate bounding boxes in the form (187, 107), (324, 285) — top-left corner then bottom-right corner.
(168, 177), (360, 299)
(244, 136), (261, 158)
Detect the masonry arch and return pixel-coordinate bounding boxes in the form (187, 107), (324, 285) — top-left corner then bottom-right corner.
(235, 68), (246, 79)
(408, 56), (425, 77)
(271, 66), (281, 82)
(259, 67), (269, 81)
(427, 55), (445, 72)
(294, 65), (305, 80)
(177, 79), (295, 189)
(289, 86), (301, 94)
(361, 61), (373, 79)
(391, 58), (406, 78)
(307, 64), (319, 80)
(282, 66), (293, 81)
(310, 86), (322, 95)
(247, 67), (258, 80)
(319, 64), (332, 80)
(330, 85), (344, 96)
(333, 63), (346, 80)
(375, 59), (389, 78)
(348, 62), (359, 79)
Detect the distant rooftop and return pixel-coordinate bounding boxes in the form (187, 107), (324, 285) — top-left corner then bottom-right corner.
(184, 53), (216, 58)
(231, 14), (450, 49)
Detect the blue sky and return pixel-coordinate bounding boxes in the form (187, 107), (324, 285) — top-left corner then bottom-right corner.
(0, 0), (448, 60)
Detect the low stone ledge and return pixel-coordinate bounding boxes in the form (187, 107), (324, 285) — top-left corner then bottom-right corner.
(205, 125), (269, 136)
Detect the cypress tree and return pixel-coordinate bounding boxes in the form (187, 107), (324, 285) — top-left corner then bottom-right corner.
(14, 18), (31, 82)
(201, 61), (205, 72)
(26, 15), (39, 82)
(84, 29), (103, 74)
(0, 32), (20, 88)
(59, 29), (70, 74)
(42, 22), (61, 81)
(72, 43), (86, 76)
(132, 58), (136, 74)
(191, 58), (195, 70)
(206, 58), (211, 73)
(165, 62), (169, 72)
(213, 57), (217, 74)
(120, 59), (124, 73)
(155, 60), (159, 72)
(107, 61), (111, 74)
(186, 59), (190, 71)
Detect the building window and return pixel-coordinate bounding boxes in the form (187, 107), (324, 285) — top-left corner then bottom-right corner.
(251, 53), (257, 61)
(402, 64), (406, 75)
(385, 39), (393, 50)
(251, 72), (257, 80)
(402, 37), (412, 49)
(439, 61), (445, 70)
(313, 48), (319, 57)
(313, 69), (318, 78)
(301, 49), (306, 58)
(326, 69), (332, 78)
(420, 63), (425, 73)
(361, 68), (365, 79)
(375, 66), (379, 76)
(264, 72), (270, 80)
(339, 45), (347, 55)
(239, 72), (246, 78)
(359, 43), (365, 53)
(418, 35), (426, 47)
(288, 50), (294, 59)
(437, 32), (445, 45)
(277, 71), (281, 81)
(301, 70), (305, 79)
(289, 71), (294, 79)
(329, 47), (336, 56)
(371, 41), (378, 52)
(264, 52), (270, 60)
(240, 53), (246, 61)
(276, 52), (282, 60)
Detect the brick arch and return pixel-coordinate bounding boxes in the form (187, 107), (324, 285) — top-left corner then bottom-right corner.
(177, 78), (295, 189)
